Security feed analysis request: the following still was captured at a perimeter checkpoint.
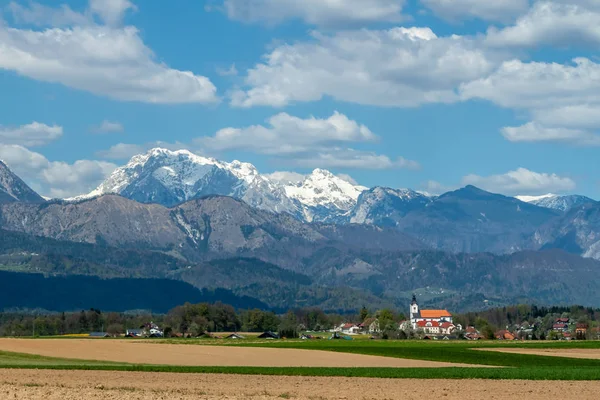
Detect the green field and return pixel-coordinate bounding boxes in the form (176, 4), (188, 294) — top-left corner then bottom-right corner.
(1, 339), (600, 380)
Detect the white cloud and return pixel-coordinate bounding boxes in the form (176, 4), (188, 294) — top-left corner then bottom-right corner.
(97, 141), (186, 160)
(41, 159), (117, 198)
(89, 0), (137, 26)
(0, 2), (218, 104)
(91, 120), (124, 134)
(198, 111), (376, 154)
(0, 122), (63, 146)
(486, 2), (600, 48)
(216, 63), (238, 77)
(221, 0), (406, 27)
(421, 0), (529, 23)
(7, 1), (90, 27)
(336, 173), (360, 186)
(462, 168), (576, 195)
(290, 148), (421, 170)
(0, 144), (117, 198)
(461, 58), (600, 145)
(421, 180), (454, 195)
(502, 122), (600, 145)
(263, 171), (305, 184)
(232, 27), (496, 108)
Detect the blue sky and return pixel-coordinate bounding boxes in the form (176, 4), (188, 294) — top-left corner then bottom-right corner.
(0, 0), (599, 198)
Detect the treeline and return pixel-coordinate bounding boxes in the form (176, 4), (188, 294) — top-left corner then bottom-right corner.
(0, 303), (355, 337)
(456, 304), (600, 339)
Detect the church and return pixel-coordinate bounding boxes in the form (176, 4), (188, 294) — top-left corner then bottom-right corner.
(409, 294), (453, 331)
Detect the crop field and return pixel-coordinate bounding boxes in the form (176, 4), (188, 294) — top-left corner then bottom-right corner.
(1, 338), (600, 399)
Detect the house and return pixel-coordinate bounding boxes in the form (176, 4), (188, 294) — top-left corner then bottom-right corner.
(552, 323), (569, 332)
(576, 324), (588, 340)
(495, 330), (516, 340)
(125, 329), (145, 338)
(409, 295), (453, 330)
(258, 331), (279, 339)
(416, 320), (457, 336)
(465, 326), (481, 340)
(359, 318), (380, 334)
(335, 323), (361, 335)
(89, 332), (110, 338)
(225, 333), (245, 339)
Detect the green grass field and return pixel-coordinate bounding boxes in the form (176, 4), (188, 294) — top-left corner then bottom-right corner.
(1, 339), (599, 380)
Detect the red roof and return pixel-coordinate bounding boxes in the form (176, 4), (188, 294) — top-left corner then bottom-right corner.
(417, 321), (440, 328)
(440, 322), (453, 328)
(342, 323), (356, 329)
(420, 310), (452, 318)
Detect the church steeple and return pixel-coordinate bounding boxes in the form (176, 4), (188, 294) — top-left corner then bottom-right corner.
(410, 294), (419, 320)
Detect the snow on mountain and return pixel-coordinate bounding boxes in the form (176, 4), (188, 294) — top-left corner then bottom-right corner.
(284, 169), (367, 222)
(516, 193), (595, 212)
(0, 160), (45, 204)
(349, 187), (432, 225)
(73, 148), (368, 221)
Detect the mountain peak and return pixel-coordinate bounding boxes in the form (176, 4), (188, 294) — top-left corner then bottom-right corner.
(0, 160), (45, 204)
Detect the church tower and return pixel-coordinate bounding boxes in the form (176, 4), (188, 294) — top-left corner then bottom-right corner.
(410, 294), (419, 323)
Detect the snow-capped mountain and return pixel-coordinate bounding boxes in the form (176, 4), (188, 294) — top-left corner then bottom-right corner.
(0, 160), (45, 204)
(284, 169), (367, 222)
(75, 148), (367, 222)
(516, 194), (596, 212)
(349, 187), (433, 226)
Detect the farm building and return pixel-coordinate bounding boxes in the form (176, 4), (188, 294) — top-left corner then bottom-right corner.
(89, 332), (110, 338)
(257, 331), (279, 339)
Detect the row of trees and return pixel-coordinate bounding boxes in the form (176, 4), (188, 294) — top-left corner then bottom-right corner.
(1, 302), (599, 339)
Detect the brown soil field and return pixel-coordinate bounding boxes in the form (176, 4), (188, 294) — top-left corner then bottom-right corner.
(479, 347), (600, 359)
(1, 369), (600, 400)
(0, 338), (482, 367)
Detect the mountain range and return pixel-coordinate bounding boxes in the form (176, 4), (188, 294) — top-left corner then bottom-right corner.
(2, 148), (600, 311)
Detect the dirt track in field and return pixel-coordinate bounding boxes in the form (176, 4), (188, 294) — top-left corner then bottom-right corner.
(479, 347), (600, 359)
(0, 338), (483, 368)
(1, 369), (600, 400)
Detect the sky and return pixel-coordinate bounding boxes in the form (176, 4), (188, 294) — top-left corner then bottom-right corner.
(0, 0), (599, 199)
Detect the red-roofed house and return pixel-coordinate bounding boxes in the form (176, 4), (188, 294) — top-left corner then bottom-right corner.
(335, 323), (361, 335)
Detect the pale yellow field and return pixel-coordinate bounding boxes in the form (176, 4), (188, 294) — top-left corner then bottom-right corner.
(478, 347), (600, 359)
(2, 369), (600, 400)
(0, 338), (481, 368)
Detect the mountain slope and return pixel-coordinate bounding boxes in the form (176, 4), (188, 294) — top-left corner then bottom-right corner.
(395, 185), (558, 253)
(0, 161), (45, 204)
(348, 187), (432, 226)
(517, 194), (596, 212)
(534, 202), (600, 260)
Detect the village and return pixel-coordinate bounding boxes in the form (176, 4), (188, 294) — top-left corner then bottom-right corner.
(85, 296), (600, 341)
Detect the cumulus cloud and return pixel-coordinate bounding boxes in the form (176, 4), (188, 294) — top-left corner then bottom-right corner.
(0, 144), (117, 198)
(232, 27), (496, 108)
(88, 0), (137, 25)
(97, 141), (187, 160)
(263, 171), (305, 184)
(0, 122), (63, 146)
(7, 1), (90, 27)
(290, 148), (421, 170)
(462, 168), (576, 195)
(198, 111), (376, 154)
(502, 122), (600, 146)
(486, 2), (600, 48)
(421, 0), (529, 23)
(0, 1), (218, 104)
(221, 0), (406, 27)
(461, 58), (600, 145)
(216, 63), (238, 76)
(91, 120), (125, 134)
